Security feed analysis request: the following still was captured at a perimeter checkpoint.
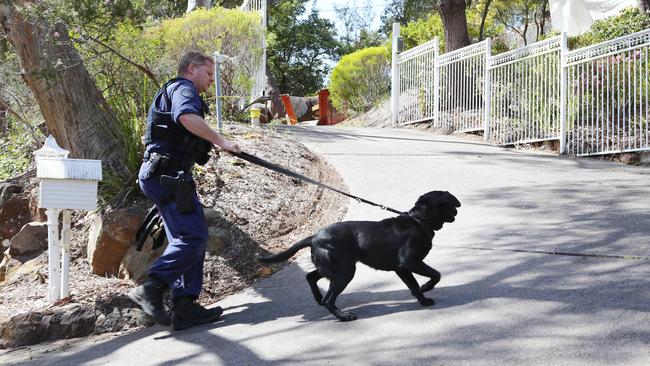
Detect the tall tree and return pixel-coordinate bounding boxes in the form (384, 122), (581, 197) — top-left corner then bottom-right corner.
(380, 0), (436, 34)
(438, 0), (471, 51)
(640, 0), (650, 12)
(0, 97), (6, 137)
(267, 0), (339, 96)
(335, 2), (384, 56)
(493, 0), (549, 45)
(187, 0), (211, 13)
(0, 2), (125, 171)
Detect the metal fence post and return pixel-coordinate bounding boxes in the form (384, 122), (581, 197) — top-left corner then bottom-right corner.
(483, 38), (492, 141)
(559, 32), (568, 154)
(214, 52), (224, 130)
(433, 37), (440, 127)
(391, 22), (400, 125)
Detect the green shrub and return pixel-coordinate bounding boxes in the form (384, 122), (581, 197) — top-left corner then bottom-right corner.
(400, 13), (445, 51)
(571, 7), (650, 49)
(328, 46), (391, 114)
(0, 124), (41, 180)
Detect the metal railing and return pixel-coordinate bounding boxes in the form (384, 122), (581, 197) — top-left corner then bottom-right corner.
(437, 39), (489, 132)
(488, 35), (563, 145)
(397, 38), (438, 125)
(240, 0), (267, 100)
(392, 23), (650, 157)
(565, 29), (650, 156)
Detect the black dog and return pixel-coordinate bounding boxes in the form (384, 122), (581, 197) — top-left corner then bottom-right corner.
(257, 191), (460, 321)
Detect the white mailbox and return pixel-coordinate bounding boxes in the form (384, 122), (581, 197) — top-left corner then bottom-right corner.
(34, 136), (102, 302)
(35, 136), (102, 210)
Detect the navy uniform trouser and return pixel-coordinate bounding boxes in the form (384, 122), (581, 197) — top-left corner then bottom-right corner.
(138, 158), (208, 300)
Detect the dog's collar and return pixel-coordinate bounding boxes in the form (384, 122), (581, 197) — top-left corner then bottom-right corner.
(403, 213), (433, 239)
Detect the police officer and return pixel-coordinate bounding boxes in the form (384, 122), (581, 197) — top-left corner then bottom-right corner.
(129, 51), (241, 330)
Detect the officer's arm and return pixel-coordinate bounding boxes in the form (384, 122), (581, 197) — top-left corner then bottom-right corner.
(178, 114), (241, 154)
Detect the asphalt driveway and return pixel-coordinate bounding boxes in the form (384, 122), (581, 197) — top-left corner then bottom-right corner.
(5, 126), (649, 365)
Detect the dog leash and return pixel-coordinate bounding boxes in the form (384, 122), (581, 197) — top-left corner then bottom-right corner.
(232, 151), (404, 215)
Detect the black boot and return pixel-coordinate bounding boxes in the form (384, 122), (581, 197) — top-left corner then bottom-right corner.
(172, 296), (223, 331)
(128, 276), (171, 326)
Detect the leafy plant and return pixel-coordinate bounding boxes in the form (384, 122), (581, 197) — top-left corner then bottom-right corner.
(329, 46), (391, 114)
(571, 7), (650, 49)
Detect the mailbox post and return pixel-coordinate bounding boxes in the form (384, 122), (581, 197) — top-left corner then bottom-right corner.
(34, 136), (102, 302)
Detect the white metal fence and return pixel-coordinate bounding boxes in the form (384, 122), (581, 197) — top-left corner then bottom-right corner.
(397, 39), (438, 125)
(565, 29), (650, 156)
(437, 39), (489, 132)
(240, 0), (267, 99)
(393, 25), (650, 157)
(488, 35), (563, 145)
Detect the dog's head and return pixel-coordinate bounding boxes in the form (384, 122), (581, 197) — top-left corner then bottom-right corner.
(408, 191), (461, 230)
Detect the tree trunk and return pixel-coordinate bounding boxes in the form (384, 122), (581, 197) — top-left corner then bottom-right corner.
(187, 0), (211, 13)
(478, 0), (493, 41)
(0, 98), (7, 137)
(640, 0), (650, 12)
(0, 3), (125, 171)
(439, 0), (471, 52)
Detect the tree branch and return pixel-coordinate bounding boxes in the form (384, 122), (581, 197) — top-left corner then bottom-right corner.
(479, 0), (493, 41)
(84, 34), (159, 85)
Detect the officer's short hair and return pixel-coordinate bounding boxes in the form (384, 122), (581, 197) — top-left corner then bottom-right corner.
(178, 51), (214, 75)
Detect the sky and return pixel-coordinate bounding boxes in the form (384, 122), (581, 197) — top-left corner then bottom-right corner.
(305, 0), (389, 35)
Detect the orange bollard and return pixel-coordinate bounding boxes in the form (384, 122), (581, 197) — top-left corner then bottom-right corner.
(318, 89), (330, 125)
(280, 94), (298, 125)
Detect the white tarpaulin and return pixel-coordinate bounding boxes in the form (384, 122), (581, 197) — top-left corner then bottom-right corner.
(550, 0), (637, 36)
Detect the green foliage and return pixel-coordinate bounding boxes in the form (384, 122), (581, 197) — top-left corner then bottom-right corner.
(268, 0), (340, 96)
(571, 7), (650, 49)
(380, 0), (436, 35)
(328, 46), (391, 114)
(0, 123), (41, 181)
(399, 4), (507, 53)
(400, 13), (445, 50)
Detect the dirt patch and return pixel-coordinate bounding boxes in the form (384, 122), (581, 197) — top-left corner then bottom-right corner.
(0, 124), (348, 348)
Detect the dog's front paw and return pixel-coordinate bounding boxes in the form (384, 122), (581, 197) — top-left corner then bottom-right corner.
(336, 311), (358, 322)
(418, 297), (435, 306)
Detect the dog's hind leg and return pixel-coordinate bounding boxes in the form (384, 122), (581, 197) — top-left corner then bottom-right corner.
(321, 266), (356, 321)
(395, 270), (434, 306)
(306, 270), (323, 304)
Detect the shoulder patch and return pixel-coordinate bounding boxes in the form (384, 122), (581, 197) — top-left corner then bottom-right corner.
(180, 87), (195, 98)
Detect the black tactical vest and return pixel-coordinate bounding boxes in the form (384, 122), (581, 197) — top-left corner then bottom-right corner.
(144, 78), (212, 166)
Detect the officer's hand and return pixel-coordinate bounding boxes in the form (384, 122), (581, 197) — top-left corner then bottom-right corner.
(224, 141), (241, 154)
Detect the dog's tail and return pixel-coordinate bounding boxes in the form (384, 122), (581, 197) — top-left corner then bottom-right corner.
(256, 236), (313, 263)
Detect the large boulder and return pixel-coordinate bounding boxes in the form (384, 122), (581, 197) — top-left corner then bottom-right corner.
(87, 206), (147, 276)
(0, 183), (21, 206)
(0, 248), (21, 282)
(3, 254), (46, 285)
(119, 238), (167, 283)
(0, 192), (31, 246)
(0, 304), (96, 348)
(28, 187), (46, 222)
(119, 207), (232, 282)
(8, 222), (48, 256)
